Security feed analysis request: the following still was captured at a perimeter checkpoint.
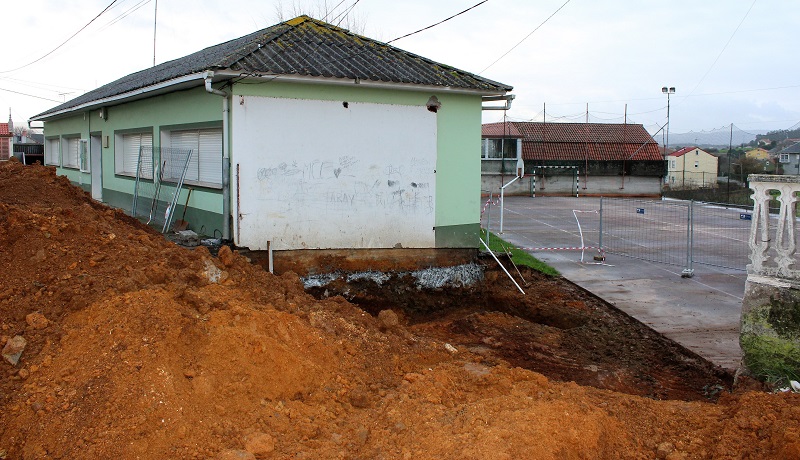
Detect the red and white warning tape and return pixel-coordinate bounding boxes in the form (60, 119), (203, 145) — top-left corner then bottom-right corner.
(520, 246), (602, 252)
(481, 197), (499, 215)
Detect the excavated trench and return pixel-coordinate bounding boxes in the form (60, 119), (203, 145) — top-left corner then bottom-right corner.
(304, 260), (733, 401)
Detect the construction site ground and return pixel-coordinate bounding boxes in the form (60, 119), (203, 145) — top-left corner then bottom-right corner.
(1, 159), (799, 459)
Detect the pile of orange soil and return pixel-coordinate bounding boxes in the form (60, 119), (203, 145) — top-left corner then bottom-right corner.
(0, 159), (798, 459)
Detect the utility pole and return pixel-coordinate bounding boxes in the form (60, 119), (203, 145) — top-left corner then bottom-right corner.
(661, 86), (675, 156)
(153, 0), (158, 66)
(727, 123), (733, 203)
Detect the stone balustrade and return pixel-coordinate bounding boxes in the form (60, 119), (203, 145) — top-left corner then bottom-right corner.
(740, 174), (800, 385)
(747, 174), (800, 280)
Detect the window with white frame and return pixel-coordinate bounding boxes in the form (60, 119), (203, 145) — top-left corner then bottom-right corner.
(694, 161), (699, 168)
(481, 138), (516, 159)
(62, 137), (80, 169)
(670, 159), (676, 169)
(164, 128), (222, 187)
(115, 131), (153, 178)
(780, 153), (790, 163)
(45, 138), (60, 166)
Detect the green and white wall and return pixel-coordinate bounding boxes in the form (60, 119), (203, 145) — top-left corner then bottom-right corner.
(42, 87), (226, 235)
(230, 80), (483, 250)
(43, 79), (484, 249)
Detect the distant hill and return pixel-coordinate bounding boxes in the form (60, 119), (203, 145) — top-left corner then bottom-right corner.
(659, 122), (800, 149)
(665, 126), (765, 148)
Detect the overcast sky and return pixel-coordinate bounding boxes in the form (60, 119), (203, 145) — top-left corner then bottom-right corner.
(2, 0), (797, 137)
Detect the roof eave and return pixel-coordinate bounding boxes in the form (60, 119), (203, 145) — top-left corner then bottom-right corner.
(31, 72), (211, 121)
(217, 70), (510, 96)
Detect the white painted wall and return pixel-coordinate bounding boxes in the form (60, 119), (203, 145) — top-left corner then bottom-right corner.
(232, 96), (437, 250)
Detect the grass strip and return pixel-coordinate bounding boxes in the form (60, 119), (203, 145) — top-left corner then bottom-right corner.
(481, 230), (559, 277)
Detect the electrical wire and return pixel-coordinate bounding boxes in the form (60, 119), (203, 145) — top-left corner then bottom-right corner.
(387, 1), (489, 44)
(684, 0), (758, 99)
(322, 0), (350, 22)
(0, 87), (62, 103)
(98, 0), (153, 32)
(0, 0), (120, 74)
(480, 0), (571, 73)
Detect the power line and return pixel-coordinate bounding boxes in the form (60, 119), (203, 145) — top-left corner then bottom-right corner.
(480, 0), (572, 73)
(387, 1), (489, 44)
(98, 0), (153, 32)
(0, 87), (62, 103)
(0, 0), (120, 74)
(684, 0), (757, 99)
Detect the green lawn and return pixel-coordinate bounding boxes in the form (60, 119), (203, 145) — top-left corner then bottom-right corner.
(480, 230), (559, 277)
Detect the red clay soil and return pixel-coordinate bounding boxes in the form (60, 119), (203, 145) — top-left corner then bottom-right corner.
(1, 159), (799, 460)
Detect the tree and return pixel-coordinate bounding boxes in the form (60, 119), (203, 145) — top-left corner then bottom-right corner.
(273, 0), (367, 34)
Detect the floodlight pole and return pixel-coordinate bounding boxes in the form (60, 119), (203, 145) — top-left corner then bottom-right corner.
(662, 86), (675, 161)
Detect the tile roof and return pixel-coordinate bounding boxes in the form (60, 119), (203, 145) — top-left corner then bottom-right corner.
(484, 122), (662, 161)
(34, 16), (512, 119)
(780, 141), (800, 155)
(481, 122), (522, 138)
(668, 146), (699, 157)
(0, 123), (10, 136)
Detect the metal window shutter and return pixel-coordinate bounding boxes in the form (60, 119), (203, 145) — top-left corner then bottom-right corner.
(66, 138), (79, 167)
(171, 130), (199, 182)
(198, 129), (222, 185)
(46, 139), (60, 165)
(123, 133), (152, 175)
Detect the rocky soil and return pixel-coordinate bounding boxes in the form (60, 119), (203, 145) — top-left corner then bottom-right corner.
(1, 159), (798, 459)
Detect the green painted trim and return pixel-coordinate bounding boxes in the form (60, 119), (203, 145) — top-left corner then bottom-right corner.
(102, 188), (224, 236)
(435, 222), (480, 248)
(66, 180), (91, 193)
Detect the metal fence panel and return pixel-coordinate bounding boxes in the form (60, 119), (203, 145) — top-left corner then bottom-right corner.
(600, 198), (690, 268)
(132, 147), (193, 233)
(689, 202), (753, 271)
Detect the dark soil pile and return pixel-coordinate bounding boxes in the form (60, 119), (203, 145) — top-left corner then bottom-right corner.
(1, 159), (798, 459)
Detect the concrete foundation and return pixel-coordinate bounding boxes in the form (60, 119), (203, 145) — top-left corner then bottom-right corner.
(242, 247), (478, 276)
(740, 277), (800, 382)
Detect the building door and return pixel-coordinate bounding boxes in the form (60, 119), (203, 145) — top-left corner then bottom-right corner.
(90, 134), (102, 201)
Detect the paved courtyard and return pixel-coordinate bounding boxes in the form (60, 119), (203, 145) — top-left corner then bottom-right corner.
(488, 196), (747, 371)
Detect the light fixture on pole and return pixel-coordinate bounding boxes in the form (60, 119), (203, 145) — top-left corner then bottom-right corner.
(661, 86), (675, 157)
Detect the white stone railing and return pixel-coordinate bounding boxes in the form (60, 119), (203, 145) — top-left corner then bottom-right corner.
(748, 174), (800, 280)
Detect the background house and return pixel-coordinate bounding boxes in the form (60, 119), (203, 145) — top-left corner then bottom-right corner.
(481, 121), (664, 197)
(746, 147), (770, 161)
(779, 141), (800, 176)
(666, 146), (719, 189)
(0, 115), (12, 161)
(31, 16), (512, 273)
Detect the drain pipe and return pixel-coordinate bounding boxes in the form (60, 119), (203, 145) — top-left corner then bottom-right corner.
(203, 71), (231, 241)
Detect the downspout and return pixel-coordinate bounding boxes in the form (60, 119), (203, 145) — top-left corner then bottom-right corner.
(203, 71), (231, 241)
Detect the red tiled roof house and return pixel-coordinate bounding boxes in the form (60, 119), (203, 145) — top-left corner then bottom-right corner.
(482, 121), (664, 197)
(0, 121), (12, 161)
(666, 147), (719, 189)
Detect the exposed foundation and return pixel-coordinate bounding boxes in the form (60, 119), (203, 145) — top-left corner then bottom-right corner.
(240, 247), (478, 276)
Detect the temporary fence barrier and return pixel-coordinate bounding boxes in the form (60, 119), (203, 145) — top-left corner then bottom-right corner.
(486, 196), (756, 277)
(131, 146), (193, 233)
(598, 198), (754, 276)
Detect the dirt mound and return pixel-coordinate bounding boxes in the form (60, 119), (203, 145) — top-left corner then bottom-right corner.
(1, 160), (799, 459)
